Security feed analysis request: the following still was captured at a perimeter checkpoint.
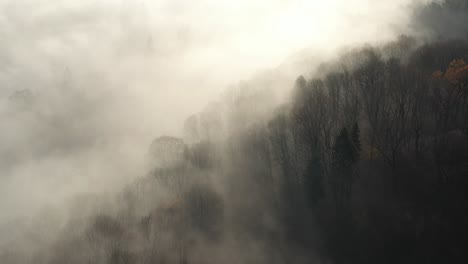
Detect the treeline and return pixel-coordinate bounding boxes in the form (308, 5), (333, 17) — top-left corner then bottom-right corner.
(176, 36), (468, 263)
(52, 37), (468, 264)
(266, 38), (468, 263)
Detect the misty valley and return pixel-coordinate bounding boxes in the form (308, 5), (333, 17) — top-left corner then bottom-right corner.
(1, 0), (468, 263)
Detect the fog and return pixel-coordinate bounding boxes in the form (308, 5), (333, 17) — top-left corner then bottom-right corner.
(0, 0), (424, 224)
(11, 1), (468, 264)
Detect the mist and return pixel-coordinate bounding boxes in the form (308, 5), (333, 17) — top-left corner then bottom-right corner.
(0, 0), (418, 223)
(2, 0), (467, 263)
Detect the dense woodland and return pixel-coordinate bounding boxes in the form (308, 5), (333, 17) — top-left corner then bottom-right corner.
(2, 0), (468, 263)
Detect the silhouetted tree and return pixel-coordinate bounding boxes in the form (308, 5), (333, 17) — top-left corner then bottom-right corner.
(331, 128), (355, 210)
(350, 122), (361, 162)
(304, 157), (324, 208)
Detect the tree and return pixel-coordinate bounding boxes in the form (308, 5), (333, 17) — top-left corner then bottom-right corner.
(444, 59), (468, 133)
(268, 108), (297, 183)
(331, 128), (356, 210)
(444, 59), (468, 87)
(304, 157), (325, 208)
(184, 184), (224, 238)
(350, 122), (361, 162)
(432, 59), (468, 132)
(353, 50), (387, 160)
(183, 114), (200, 144)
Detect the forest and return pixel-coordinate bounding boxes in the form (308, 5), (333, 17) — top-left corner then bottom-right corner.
(1, 0), (468, 263)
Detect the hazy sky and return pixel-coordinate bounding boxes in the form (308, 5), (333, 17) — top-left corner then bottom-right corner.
(0, 0), (426, 224)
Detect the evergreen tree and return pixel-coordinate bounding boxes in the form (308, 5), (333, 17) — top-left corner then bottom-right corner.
(333, 128), (354, 172)
(350, 122), (361, 162)
(304, 157), (324, 208)
(332, 128), (355, 209)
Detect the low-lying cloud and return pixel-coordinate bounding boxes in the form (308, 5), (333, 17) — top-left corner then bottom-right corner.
(0, 0), (429, 227)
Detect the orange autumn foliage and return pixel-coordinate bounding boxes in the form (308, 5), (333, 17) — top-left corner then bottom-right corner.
(443, 59), (468, 86)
